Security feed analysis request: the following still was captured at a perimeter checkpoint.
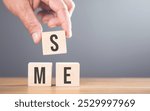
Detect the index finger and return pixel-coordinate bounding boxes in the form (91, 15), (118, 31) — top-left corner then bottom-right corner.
(43, 0), (72, 38)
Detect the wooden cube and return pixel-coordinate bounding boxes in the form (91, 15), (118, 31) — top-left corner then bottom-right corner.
(42, 30), (67, 55)
(56, 62), (80, 86)
(28, 62), (52, 86)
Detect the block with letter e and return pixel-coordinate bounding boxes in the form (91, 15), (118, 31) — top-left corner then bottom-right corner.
(42, 30), (67, 55)
(28, 62), (52, 86)
(56, 62), (80, 86)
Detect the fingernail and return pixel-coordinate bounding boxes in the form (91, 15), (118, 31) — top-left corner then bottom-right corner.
(48, 22), (56, 28)
(50, 25), (56, 28)
(48, 18), (58, 28)
(32, 32), (40, 44)
(68, 30), (72, 38)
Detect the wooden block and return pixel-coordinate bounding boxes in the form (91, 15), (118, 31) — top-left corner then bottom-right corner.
(28, 62), (52, 86)
(56, 62), (80, 86)
(42, 30), (67, 55)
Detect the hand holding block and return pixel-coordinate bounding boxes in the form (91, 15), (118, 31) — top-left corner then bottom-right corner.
(42, 30), (67, 55)
(56, 62), (80, 86)
(28, 62), (52, 86)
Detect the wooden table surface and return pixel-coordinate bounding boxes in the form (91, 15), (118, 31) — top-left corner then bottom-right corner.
(0, 77), (150, 94)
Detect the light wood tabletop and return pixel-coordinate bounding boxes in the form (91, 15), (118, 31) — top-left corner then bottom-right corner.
(0, 77), (150, 94)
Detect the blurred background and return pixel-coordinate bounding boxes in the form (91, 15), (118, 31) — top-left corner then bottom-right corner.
(0, 0), (150, 77)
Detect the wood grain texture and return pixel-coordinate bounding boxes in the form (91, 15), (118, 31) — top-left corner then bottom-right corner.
(0, 78), (150, 94)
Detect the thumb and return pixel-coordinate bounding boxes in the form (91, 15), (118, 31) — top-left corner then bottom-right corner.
(17, 2), (42, 44)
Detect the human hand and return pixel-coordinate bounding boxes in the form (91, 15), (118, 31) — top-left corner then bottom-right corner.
(3, 0), (75, 44)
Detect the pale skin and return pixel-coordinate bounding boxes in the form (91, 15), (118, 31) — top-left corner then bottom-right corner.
(3, 0), (75, 44)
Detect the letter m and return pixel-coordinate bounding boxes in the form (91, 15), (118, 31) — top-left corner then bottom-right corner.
(34, 67), (45, 84)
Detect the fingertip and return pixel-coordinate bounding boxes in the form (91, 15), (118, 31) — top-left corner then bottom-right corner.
(48, 17), (60, 28)
(32, 32), (42, 44)
(66, 29), (72, 38)
(61, 23), (72, 38)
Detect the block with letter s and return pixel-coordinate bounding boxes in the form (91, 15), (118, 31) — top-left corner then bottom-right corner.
(42, 30), (67, 55)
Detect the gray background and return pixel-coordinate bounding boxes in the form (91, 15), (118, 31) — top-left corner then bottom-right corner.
(0, 0), (150, 77)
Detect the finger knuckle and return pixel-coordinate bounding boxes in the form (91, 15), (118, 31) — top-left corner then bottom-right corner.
(26, 20), (41, 33)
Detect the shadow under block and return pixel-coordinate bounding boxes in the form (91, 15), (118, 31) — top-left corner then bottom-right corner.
(28, 62), (52, 86)
(42, 30), (67, 55)
(56, 62), (80, 86)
